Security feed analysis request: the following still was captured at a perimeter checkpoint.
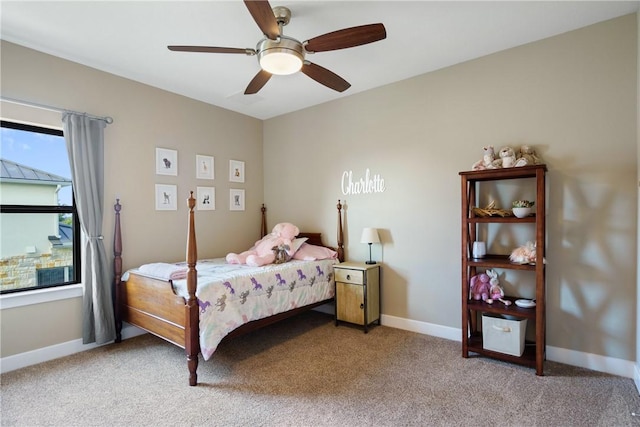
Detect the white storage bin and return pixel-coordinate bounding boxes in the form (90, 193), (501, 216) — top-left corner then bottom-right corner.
(482, 314), (527, 357)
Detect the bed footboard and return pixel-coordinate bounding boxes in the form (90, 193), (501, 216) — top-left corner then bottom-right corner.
(120, 273), (187, 347)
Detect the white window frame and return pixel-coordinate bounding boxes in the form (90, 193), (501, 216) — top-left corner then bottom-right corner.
(0, 283), (83, 309)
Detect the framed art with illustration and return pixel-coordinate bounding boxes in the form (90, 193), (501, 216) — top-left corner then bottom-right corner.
(197, 186), (215, 210)
(156, 148), (177, 176)
(155, 184), (177, 210)
(196, 155), (214, 180)
(229, 160), (245, 183)
(229, 189), (245, 211)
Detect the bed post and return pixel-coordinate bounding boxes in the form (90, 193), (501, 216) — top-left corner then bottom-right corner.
(185, 192), (200, 386)
(336, 200), (344, 262)
(260, 204), (267, 237)
(114, 199), (123, 343)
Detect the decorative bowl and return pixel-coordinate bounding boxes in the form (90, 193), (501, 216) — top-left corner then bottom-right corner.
(515, 299), (536, 308)
(512, 207), (532, 218)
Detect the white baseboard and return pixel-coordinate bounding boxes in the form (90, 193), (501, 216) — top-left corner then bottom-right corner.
(546, 345), (636, 379)
(381, 313), (460, 341)
(0, 324), (146, 374)
(1, 314), (635, 381)
(381, 314), (636, 379)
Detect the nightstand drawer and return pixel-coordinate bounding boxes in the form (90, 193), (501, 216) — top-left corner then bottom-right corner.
(334, 268), (364, 285)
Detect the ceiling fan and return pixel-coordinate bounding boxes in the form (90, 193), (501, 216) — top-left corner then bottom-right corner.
(168, 0), (387, 95)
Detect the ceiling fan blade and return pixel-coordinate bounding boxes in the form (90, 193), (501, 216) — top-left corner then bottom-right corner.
(304, 23), (386, 53)
(168, 46), (255, 55)
(301, 62), (351, 93)
(245, 69), (272, 94)
(244, 0), (280, 40)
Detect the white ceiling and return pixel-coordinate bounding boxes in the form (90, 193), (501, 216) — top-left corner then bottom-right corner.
(1, 1), (638, 120)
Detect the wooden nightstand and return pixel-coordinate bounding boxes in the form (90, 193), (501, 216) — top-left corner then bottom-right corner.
(334, 262), (380, 333)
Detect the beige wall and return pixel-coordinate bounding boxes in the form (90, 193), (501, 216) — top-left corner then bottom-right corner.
(1, 298), (82, 355)
(0, 41), (263, 357)
(0, 14), (637, 366)
(264, 15), (638, 361)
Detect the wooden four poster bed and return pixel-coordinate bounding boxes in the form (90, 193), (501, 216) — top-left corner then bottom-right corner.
(113, 193), (344, 386)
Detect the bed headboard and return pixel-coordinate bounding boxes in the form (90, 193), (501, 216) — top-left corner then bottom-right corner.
(298, 232), (323, 247)
(260, 201), (345, 262)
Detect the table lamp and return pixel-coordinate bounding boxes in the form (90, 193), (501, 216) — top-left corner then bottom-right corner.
(360, 227), (380, 265)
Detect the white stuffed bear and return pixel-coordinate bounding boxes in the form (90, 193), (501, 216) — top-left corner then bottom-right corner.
(497, 146), (517, 168)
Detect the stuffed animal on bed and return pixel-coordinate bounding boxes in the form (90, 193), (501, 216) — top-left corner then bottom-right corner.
(226, 222), (300, 267)
(272, 244), (291, 264)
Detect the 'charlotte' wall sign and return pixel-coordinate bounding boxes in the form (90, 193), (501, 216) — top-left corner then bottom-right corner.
(341, 169), (385, 195)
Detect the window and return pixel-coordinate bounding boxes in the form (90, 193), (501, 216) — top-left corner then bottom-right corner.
(0, 120), (80, 294)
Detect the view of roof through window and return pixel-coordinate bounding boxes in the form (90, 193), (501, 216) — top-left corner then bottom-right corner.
(0, 126), (72, 205)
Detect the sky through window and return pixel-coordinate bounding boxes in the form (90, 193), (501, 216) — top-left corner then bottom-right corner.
(0, 127), (72, 205)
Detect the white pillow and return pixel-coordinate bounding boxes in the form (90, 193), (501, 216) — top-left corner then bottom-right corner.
(287, 237), (308, 256)
(292, 243), (338, 261)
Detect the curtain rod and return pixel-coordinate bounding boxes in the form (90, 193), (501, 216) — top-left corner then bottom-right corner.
(0, 96), (114, 124)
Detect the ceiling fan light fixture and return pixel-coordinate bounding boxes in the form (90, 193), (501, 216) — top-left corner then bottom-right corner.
(257, 37), (304, 75)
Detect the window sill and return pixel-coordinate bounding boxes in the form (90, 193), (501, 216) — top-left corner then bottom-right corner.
(0, 284), (82, 309)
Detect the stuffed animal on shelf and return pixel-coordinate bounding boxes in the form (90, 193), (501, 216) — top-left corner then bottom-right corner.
(469, 273), (491, 301)
(226, 222), (300, 267)
(486, 269), (512, 306)
(471, 144), (544, 171)
(471, 146), (499, 171)
(510, 241), (537, 264)
(496, 146), (517, 168)
(515, 145), (543, 167)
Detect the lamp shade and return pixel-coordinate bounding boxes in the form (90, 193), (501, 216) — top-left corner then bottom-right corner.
(360, 228), (380, 244)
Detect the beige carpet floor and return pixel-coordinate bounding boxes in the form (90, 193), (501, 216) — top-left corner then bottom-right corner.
(2, 311), (640, 427)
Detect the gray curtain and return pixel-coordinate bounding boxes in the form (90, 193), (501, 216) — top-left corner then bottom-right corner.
(62, 113), (115, 345)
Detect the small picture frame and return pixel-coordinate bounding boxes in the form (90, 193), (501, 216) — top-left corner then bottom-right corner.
(229, 189), (245, 211)
(196, 155), (214, 180)
(156, 148), (178, 176)
(229, 160), (245, 183)
(196, 186), (215, 211)
(155, 184), (177, 210)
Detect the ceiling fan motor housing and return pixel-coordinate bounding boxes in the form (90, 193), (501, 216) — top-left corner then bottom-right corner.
(257, 36), (305, 75)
